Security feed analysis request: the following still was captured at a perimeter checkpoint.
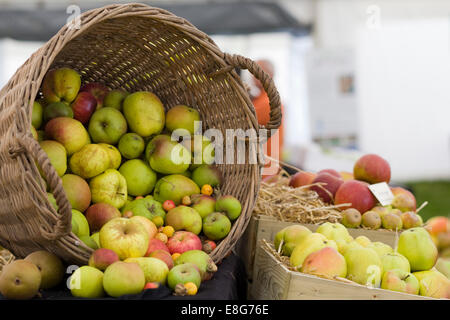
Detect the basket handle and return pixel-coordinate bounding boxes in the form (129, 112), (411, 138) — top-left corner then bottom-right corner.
(15, 134), (72, 240)
(221, 53), (282, 138)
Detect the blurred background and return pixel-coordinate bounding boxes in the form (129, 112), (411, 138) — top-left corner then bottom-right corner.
(0, 0), (449, 220)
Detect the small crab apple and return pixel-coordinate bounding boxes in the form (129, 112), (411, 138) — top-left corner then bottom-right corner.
(163, 200), (176, 212)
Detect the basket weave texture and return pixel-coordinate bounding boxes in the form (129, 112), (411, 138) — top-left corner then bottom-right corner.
(0, 3), (281, 265)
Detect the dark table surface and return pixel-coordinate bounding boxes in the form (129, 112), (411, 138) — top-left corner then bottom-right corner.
(0, 252), (247, 300)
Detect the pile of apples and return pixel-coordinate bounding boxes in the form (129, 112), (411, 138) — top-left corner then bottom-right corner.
(27, 67), (244, 298)
(289, 154), (423, 231)
(274, 222), (450, 298)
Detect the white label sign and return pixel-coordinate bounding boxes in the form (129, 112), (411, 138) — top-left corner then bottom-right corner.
(368, 182), (394, 206)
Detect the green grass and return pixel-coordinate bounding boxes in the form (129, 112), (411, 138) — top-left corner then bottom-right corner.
(406, 180), (450, 222)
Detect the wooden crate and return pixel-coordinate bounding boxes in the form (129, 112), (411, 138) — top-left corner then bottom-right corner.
(250, 243), (433, 300)
(237, 215), (401, 283)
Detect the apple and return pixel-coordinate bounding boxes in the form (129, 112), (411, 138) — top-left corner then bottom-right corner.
(45, 117), (90, 155)
(31, 126), (38, 140)
(118, 133), (145, 160)
(165, 105), (200, 135)
(188, 196), (215, 221)
(42, 67), (81, 103)
(119, 159), (157, 196)
(90, 169), (128, 209)
(353, 154), (391, 184)
(167, 231), (202, 254)
(43, 102), (74, 123)
(80, 82), (109, 109)
(380, 252), (411, 273)
(124, 257), (169, 285)
(71, 91), (97, 124)
(300, 247), (347, 279)
(413, 269), (450, 298)
(290, 233), (337, 269)
(310, 173), (344, 203)
(104, 89), (129, 111)
(354, 236), (372, 247)
(391, 187), (417, 212)
(381, 269), (419, 295)
(120, 197), (165, 221)
(401, 211), (423, 229)
(71, 209), (90, 237)
(381, 212), (403, 230)
(334, 180), (377, 214)
(85, 203), (121, 233)
(163, 200), (176, 212)
(274, 225), (312, 257)
(69, 144), (110, 179)
(165, 206), (202, 235)
(215, 195), (242, 221)
(146, 238), (170, 256)
(32, 101), (43, 129)
(341, 208), (362, 228)
(102, 261), (145, 298)
(174, 250), (218, 281)
(361, 210), (382, 229)
(61, 174), (91, 213)
(149, 250), (174, 270)
(167, 263), (201, 291)
(88, 107), (127, 145)
(316, 222), (352, 242)
(88, 248), (119, 271)
(144, 282), (160, 290)
(435, 258), (450, 279)
(24, 250), (64, 289)
(289, 171), (316, 188)
(425, 216), (450, 236)
(0, 260), (41, 300)
(99, 217), (150, 260)
(123, 91), (165, 137)
(397, 227), (438, 271)
(69, 266), (104, 298)
(344, 247), (383, 287)
(367, 242), (393, 258)
(202, 212), (231, 241)
(202, 240), (217, 254)
(39, 140), (67, 177)
(339, 171), (354, 181)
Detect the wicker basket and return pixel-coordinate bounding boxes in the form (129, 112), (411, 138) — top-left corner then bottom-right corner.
(0, 3), (281, 265)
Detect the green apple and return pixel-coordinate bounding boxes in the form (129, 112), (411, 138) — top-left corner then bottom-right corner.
(413, 269), (450, 298)
(344, 247), (383, 287)
(69, 266), (104, 298)
(123, 91), (165, 137)
(381, 269), (419, 295)
(146, 134), (190, 174)
(104, 89), (129, 111)
(121, 197), (165, 221)
(31, 126), (38, 140)
(119, 159), (157, 196)
(69, 144), (110, 179)
(290, 233), (337, 269)
(44, 117), (90, 155)
(435, 258), (450, 279)
(99, 217), (149, 260)
(98, 143), (122, 170)
(42, 67), (81, 103)
(174, 249), (218, 281)
(182, 135), (215, 169)
(32, 101), (43, 129)
(274, 225), (312, 256)
(215, 196), (242, 221)
(103, 261), (145, 297)
(338, 240), (363, 255)
(124, 257), (169, 284)
(118, 133), (145, 159)
(89, 169), (127, 209)
(88, 107), (127, 144)
(153, 174), (200, 205)
(354, 236), (371, 247)
(71, 209), (89, 237)
(91, 232), (100, 248)
(79, 235), (99, 250)
(191, 165), (223, 188)
(190, 194), (216, 219)
(397, 227), (438, 271)
(39, 140), (67, 177)
(202, 212), (231, 240)
(316, 222), (352, 242)
(165, 105), (200, 135)
(62, 174), (91, 212)
(165, 206), (202, 235)
(381, 252), (411, 273)
(167, 263), (201, 290)
(43, 102), (73, 123)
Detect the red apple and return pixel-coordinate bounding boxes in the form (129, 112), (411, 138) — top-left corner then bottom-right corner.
(310, 173), (344, 203)
(391, 187), (417, 212)
(425, 216), (450, 236)
(202, 240), (217, 254)
(149, 249), (174, 270)
(85, 203), (121, 233)
(334, 180), (377, 213)
(88, 248), (119, 271)
(354, 154), (391, 184)
(80, 82), (109, 109)
(289, 171), (316, 188)
(167, 231), (202, 254)
(145, 238), (170, 257)
(163, 200), (176, 212)
(144, 282), (160, 290)
(71, 91), (97, 124)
